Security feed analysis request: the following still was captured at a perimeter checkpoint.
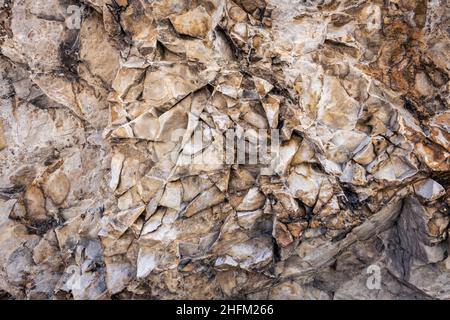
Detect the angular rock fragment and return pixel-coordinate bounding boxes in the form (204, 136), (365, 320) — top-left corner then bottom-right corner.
(0, 121), (6, 151)
(235, 187), (265, 211)
(45, 171), (70, 205)
(183, 186), (225, 218)
(274, 221), (293, 248)
(413, 179), (445, 202)
(109, 153), (125, 191)
(269, 281), (331, 300)
(215, 236), (273, 271)
(24, 185), (48, 222)
(287, 164), (321, 207)
(170, 6), (212, 39)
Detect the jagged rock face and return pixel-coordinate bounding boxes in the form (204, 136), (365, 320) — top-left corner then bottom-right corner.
(0, 0), (449, 300)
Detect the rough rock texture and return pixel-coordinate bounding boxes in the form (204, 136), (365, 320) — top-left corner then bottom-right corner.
(0, 0), (449, 300)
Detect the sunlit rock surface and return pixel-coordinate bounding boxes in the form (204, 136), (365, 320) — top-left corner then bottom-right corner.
(0, 0), (449, 300)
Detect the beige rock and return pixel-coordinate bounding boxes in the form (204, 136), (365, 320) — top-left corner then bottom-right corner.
(32, 231), (61, 266)
(0, 120), (6, 151)
(428, 112), (450, 152)
(317, 77), (361, 130)
(272, 189), (304, 218)
(55, 214), (83, 252)
(287, 164), (321, 207)
(262, 94), (280, 129)
(112, 68), (146, 100)
(274, 222), (294, 247)
(129, 113), (160, 140)
(340, 162), (367, 186)
(110, 153), (125, 191)
(236, 210), (264, 230)
(137, 175), (165, 203)
(274, 137), (301, 175)
(80, 14), (120, 83)
(414, 142), (450, 172)
(5, 0), (67, 71)
(101, 206), (146, 238)
(269, 281), (331, 300)
(159, 181), (183, 210)
(292, 139), (316, 164)
(170, 6), (212, 39)
(120, 1), (157, 49)
(183, 186), (225, 218)
(215, 236), (273, 271)
(105, 256), (133, 295)
(254, 77), (274, 99)
(141, 208), (165, 236)
(287, 221), (308, 238)
(117, 187), (143, 211)
(136, 246), (159, 278)
(24, 185), (48, 221)
(373, 156), (418, 182)
(413, 179), (445, 202)
(46, 171), (70, 205)
(353, 142), (376, 166)
(415, 72), (435, 96)
(142, 62), (214, 112)
(235, 188), (266, 211)
(181, 175), (214, 202)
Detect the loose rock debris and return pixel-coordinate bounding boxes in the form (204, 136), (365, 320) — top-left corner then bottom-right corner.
(0, 0), (449, 299)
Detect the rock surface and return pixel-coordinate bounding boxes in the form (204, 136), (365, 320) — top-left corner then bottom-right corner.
(0, 0), (449, 300)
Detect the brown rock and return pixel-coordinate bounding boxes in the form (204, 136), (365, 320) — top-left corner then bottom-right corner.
(24, 185), (47, 221)
(0, 120), (6, 151)
(275, 222), (294, 247)
(287, 221), (307, 238)
(46, 171), (70, 205)
(170, 6), (212, 39)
